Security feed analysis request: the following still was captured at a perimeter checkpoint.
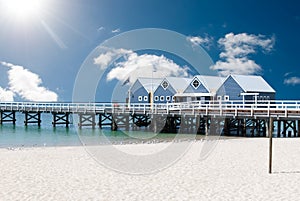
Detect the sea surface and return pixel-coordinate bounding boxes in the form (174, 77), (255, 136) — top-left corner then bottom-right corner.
(1, 113), (282, 148)
(0, 113), (197, 148)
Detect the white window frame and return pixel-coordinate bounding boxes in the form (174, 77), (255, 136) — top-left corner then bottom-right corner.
(172, 96), (175, 101)
(144, 96), (148, 101)
(154, 96), (159, 101)
(160, 96), (164, 101)
(192, 78), (200, 89)
(138, 96), (142, 102)
(161, 81), (169, 90)
(217, 96), (222, 101)
(224, 95), (229, 101)
(166, 96), (171, 102)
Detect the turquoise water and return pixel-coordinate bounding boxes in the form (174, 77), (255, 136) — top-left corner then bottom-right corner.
(0, 113), (196, 148)
(0, 125), (81, 147)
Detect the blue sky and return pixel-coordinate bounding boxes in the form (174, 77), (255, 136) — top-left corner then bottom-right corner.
(0, 0), (300, 101)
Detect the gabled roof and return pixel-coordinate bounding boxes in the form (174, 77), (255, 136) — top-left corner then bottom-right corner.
(195, 75), (226, 94)
(164, 77), (192, 93)
(229, 74), (276, 93)
(135, 77), (163, 93)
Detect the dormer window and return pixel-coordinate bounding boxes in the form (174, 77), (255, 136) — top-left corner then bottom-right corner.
(162, 80), (169, 90)
(192, 78), (200, 89)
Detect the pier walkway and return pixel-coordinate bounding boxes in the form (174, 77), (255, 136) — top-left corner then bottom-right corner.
(1, 100), (300, 137)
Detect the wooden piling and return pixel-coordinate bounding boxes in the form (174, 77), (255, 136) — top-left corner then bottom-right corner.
(78, 113), (96, 129)
(0, 111), (16, 125)
(269, 118), (274, 174)
(205, 118), (209, 136)
(298, 120), (300, 137)
(283, 120), (287, 137)
(24, 112), (41, 126)
(52, 112), (70, 128)
(277, 120), (281, 137)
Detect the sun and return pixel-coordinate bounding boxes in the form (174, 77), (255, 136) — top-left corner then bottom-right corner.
(1, 0), (43, 20)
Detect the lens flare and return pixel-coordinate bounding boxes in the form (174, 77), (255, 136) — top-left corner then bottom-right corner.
(1, 0), (43, 20)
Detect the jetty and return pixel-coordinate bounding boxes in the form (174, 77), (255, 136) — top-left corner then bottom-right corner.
(1, 100), (300, 137)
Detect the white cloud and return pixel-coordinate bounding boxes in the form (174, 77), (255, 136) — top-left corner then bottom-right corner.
(1, 62), (58, 102)
(94, 49), (190, 84)
(210, 32), (275, 76)
(93, 48), (133, 70)
(97, 26), (105, 32)
(284, 72), (292, 77)
(112, 28), (121, 33)
(187, 35), (213, 49)
(0, 87), (14, 101)
(284, 76), (300, 86)
(212, 58), (261, 76)
(105, 52), (190, 84)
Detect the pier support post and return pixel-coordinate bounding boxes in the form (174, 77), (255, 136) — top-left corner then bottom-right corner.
(24, 112), (41, 126)
(250, 119), (255, 137)
(0, 111), (16, 125)
(52, 112), (70, 128)
(277, 120), (281, 137)
(78, 113), (96, 129)
(268, 118), (274, 174)
(125, 115), (130, 131)
(111, 119), (118, 131)
(283, 121), (287, 137)
(205, 117), (209, 136)
(98, 113), (113, 129)
(242, 119), (247, 137)
(298, 120), (300, 137)
(223, 118), (230, 136)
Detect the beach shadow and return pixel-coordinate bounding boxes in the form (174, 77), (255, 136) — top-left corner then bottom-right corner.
(272, 171), (300, 174)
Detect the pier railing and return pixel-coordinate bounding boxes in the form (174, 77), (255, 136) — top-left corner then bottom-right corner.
(1, 100), (300, 118)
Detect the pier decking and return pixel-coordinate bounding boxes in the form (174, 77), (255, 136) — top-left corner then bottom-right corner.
(1, 101), (300, 137)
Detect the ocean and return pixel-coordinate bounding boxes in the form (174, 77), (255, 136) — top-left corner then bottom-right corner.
(1, 112), (282, 148)
(0, 113), (198, 148)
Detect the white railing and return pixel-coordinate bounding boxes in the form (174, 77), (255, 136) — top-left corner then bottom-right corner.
(1, 100), (300, 117)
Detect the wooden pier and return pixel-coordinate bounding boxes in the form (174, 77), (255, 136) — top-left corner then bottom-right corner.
(1, 101), (300, 137)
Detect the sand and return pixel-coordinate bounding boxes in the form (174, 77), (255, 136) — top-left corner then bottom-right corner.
(0, 138), (300, 200)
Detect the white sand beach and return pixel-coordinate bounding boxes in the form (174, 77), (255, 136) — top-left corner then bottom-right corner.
(0, 138), (300, 200)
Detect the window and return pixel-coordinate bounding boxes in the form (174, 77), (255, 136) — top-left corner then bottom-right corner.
(217, 96), (222, 101)
(166, 96), (171, 102)
(224, 95), (229, 101)
(192, 79), (200, 89)
(144, 96), (148, 101)
(172, 96), (175, 101)
(160, 96), (164, 101)
(138, 96), (142, 101)
(154, 96), (159, 101)
(161, 81), (169, 89)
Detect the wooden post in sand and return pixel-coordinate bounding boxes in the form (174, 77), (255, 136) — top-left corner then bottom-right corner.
(269, 117), (274, 174)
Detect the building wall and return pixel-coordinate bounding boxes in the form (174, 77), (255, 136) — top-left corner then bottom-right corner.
(216, 76), (245, 101)
(130, 80), (150, 103)
(216, 76), (276, 101)
(184, 83), (209, 93)
(154, 83), (176, 103)
(244, 92), (276, 101)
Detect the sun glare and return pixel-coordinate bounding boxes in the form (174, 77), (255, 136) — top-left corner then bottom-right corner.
(1, 0), (43, 20)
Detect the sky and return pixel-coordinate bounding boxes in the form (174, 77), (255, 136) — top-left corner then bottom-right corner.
(0, 0), (300, 102)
